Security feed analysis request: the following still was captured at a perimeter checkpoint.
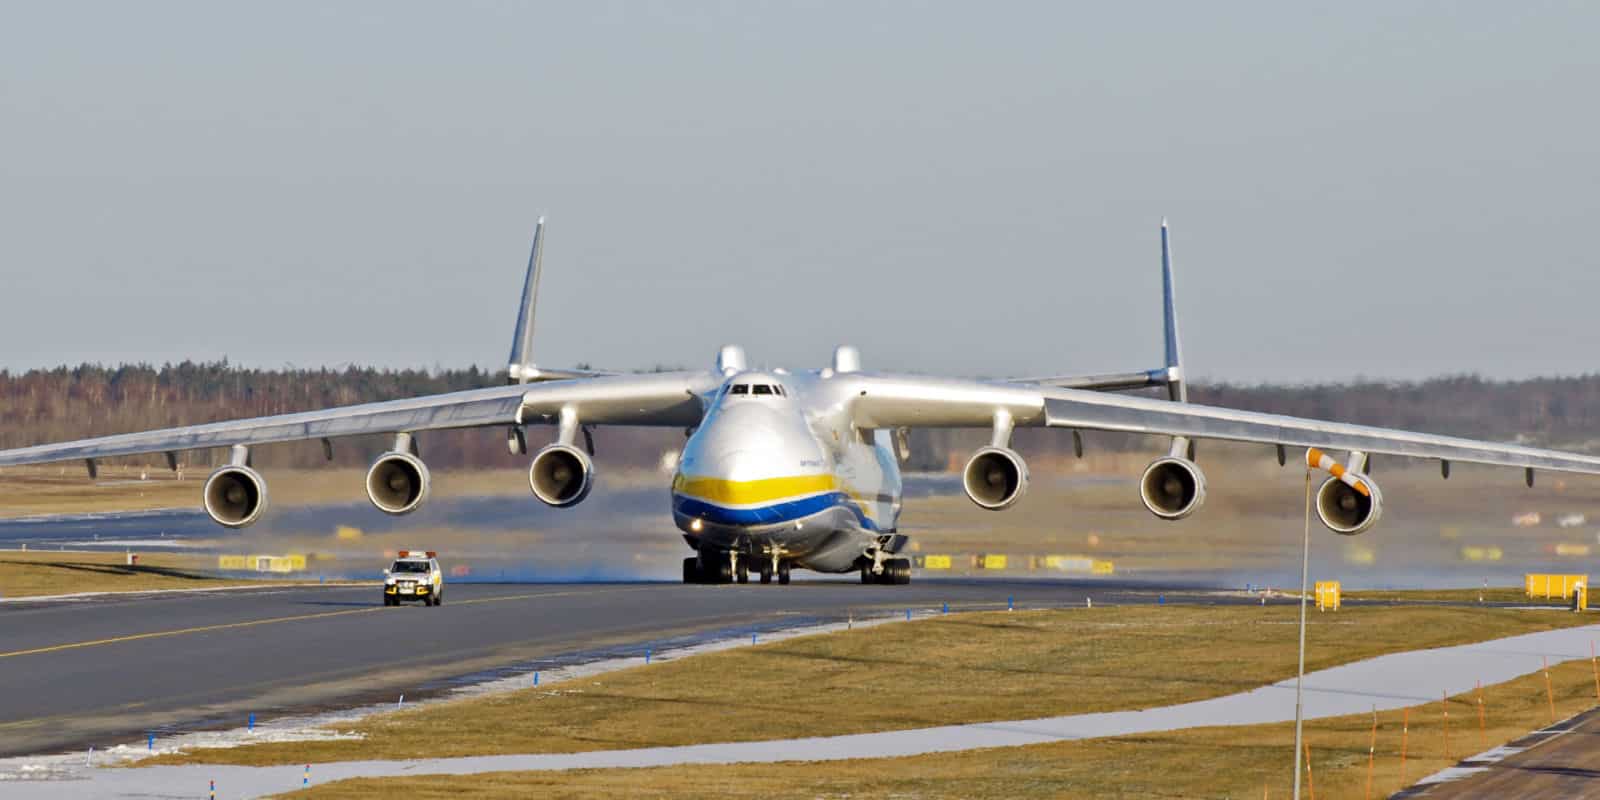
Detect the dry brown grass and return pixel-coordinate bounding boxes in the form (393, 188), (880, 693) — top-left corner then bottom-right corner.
(278, 659), (1600, 799)
(1346, 587), (1540, 604)
(0, 550), (276, 597)
(149, 603), (1591, 767)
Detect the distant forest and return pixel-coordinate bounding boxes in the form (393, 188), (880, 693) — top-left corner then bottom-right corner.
(3, 362), (1599, 472)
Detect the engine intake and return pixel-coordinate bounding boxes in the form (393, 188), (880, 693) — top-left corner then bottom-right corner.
(1140, 456), (1207, 520)
(530, 443), (595, 507)
(962, 447), (1028, 510)
(203, 465), (268, 528)
(1316, 473), (1383, 535)
(366, 452), (430, 515)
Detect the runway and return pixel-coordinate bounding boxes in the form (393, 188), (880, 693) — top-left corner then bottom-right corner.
(1402, 706), (1600, 798)
(0, 577), (1229, 758)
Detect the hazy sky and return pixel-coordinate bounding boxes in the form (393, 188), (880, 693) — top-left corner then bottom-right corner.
(2, 2), (1596, 383)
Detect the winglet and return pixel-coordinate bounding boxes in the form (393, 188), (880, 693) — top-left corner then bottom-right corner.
(507, 217), (546, 384)
(1160, 219), (1187, 403)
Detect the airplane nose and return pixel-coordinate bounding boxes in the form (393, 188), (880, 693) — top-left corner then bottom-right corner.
(706, 449), (772, 482)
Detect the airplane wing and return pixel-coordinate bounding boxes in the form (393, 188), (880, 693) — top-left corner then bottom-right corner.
(848, 373), (1600, 476)
(0, 371), (713, 469)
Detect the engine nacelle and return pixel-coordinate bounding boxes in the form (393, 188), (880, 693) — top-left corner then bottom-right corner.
(529, 443), (595, 507)
(1139, 456), (1207, 520)
(1316, 473), (1383, 535)
(962, 446), (1029, 510)
(366, 452), (430, 515)
(203, 465), (268, 528)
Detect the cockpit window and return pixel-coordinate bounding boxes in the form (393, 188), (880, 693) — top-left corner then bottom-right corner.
(729, 384), (749, 395)
(752, 384), (773, 395)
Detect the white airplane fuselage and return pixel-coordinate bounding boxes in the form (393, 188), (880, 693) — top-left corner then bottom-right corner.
(671, 369), (903, 573)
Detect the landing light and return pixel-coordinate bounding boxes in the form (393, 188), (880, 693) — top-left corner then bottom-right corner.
(690, 518), (703, 532)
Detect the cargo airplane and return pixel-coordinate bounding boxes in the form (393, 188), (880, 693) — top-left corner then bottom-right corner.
(4, 219), (1599, 585)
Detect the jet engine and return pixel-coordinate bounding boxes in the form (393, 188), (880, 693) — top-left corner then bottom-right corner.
(203, 465), (268, 528)
(1316, 473), (1383, 535)
(529, 443), (595, 507)
(1139, 456), (1207, 520)
(365, 452), (430, 515)
(962, 446), (1029, 510)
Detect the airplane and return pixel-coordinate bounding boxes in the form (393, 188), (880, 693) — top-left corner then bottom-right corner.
(4, 217), (1600, 586)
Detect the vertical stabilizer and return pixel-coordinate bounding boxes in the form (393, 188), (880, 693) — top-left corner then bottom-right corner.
(507, 217), (546, 384)
(1160, 219), (1187, 403)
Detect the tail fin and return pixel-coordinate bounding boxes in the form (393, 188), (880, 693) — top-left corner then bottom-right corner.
(1160, 219), (1186, 403)
(507, 217), (546, 384)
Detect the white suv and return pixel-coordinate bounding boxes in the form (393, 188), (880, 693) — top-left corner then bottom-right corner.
(383, 551), (443, 606)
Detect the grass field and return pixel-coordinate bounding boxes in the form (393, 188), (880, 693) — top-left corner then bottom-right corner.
(0, 550), (277, 597)
(146, 603), (1591, 767)
(1347, 587), (1540, 604)
(279, 657), (1600, 799)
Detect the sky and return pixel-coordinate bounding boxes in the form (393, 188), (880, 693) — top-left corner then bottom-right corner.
(1, 2), (1596, 383)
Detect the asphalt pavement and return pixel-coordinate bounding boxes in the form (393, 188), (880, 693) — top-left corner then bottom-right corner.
(0, 577), (1226, 758)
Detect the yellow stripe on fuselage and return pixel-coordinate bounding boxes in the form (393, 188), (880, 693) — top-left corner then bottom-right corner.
(672, 473), (836, 507)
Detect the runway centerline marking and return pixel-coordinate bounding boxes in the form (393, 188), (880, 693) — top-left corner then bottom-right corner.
(0, 587), (642, 661)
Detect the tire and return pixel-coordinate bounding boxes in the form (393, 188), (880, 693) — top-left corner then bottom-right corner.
(861, 566), (873, 584)
(434, 590), (443, 606)
(891, 558), (912, 585)
(683, 557), (700, 584)
(736, 560), (749, 584)
(384, 595), (396, 607)
(701, 550), (732, 584)
(777, 561), (791, 585)
(759, 563), (773, 584)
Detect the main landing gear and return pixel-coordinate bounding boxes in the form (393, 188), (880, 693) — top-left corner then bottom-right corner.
(862, 557), (912, 585)
(684, 549), (791, 585)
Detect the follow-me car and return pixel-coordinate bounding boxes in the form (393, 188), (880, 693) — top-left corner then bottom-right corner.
(4, 219), (1599, 585)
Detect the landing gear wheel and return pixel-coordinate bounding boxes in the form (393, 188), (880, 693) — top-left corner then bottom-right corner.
(736, 559), (749, 584)
(759, 563), (773, 584)
(700, 550), (733, 584)
(777, 561), (791, 585)
(683, 557), (700, 584)
(865, 558), (912, 585)
(889, 557), (912, 585)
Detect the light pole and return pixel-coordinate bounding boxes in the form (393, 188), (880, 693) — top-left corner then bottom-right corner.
(1293, 464), (1312, 800)
(1295, 448), (1369, 800)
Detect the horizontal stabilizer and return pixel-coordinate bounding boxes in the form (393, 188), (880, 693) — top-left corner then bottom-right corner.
(1017, 369), (1173, 392)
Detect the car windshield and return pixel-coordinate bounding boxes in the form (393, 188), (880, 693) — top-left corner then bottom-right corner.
(390, 561), (430, 573)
